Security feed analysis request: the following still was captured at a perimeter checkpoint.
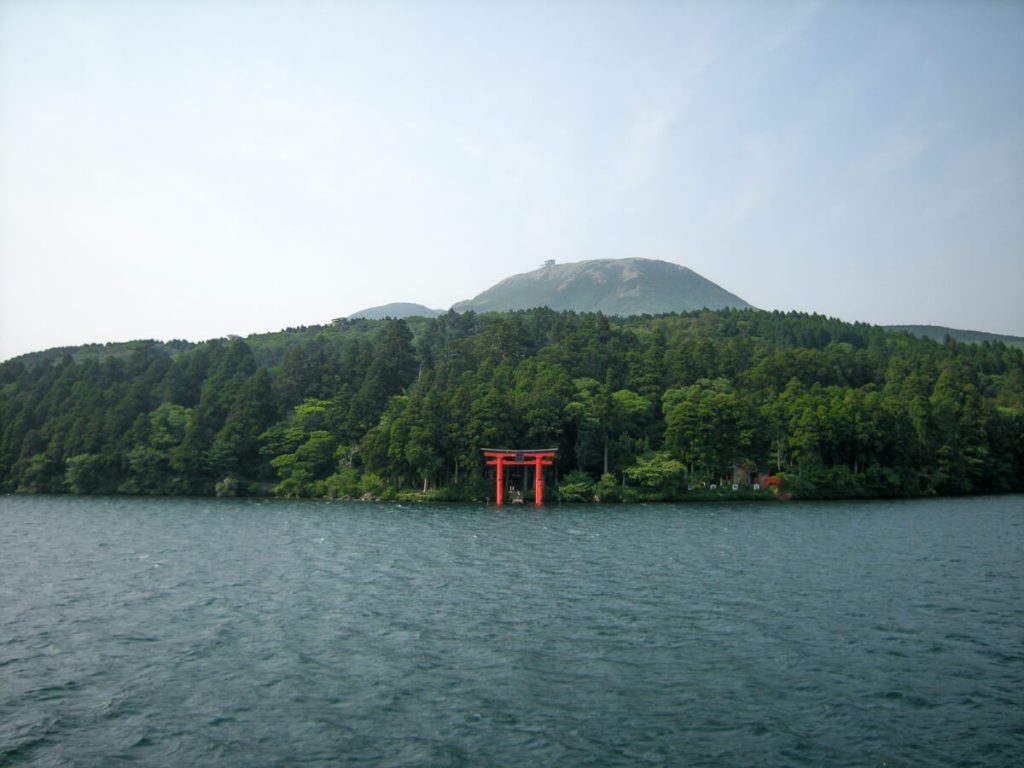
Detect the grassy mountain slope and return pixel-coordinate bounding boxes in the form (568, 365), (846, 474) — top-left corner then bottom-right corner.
(452, 258), (752, 314)
(348, 302), (445, 320)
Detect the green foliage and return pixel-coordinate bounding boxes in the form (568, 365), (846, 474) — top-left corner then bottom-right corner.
(623, 452), (687, 497)
(594, 472), (634, 503)
(663, 379), (753, 483)
(2, 307), (1022, 501)
(559, 470), (595, 502)
(321, 466), (361, 499)
(64, 453), (104, 494)
(214, 475), (241, 497)
(358, 472), (390, 499)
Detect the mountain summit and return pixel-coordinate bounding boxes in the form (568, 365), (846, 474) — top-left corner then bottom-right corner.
(348, 302), (444, 320)
(452, 258), (752, 315)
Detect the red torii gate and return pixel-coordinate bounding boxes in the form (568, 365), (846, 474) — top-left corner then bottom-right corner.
(481, 449), (557, 506)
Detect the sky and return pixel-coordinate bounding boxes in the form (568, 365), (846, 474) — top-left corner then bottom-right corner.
(1, 0), (1022, 360)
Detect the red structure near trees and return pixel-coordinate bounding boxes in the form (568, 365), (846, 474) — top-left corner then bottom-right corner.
(481, 449), (557, 506)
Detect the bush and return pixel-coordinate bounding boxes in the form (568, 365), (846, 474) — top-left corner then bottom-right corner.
(358, 472), (391, 500)
(321, 467), (361, 499)
(781, 465), (868, 499)
(429, 478), (491, 502)
(594, 473), (634, 503)
(558, 470), (595, 502)
(623, 451), (687, 497)
(214, 475), (240, 497)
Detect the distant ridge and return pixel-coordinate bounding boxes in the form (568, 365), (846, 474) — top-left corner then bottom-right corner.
(348, 302), (444, 320)
(452, 258), (751, 315)
(8, 268), (1023, 365)
(885, 325), (1024, 349)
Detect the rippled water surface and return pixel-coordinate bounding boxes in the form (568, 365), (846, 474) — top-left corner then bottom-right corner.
(1, 495), (1022, 766)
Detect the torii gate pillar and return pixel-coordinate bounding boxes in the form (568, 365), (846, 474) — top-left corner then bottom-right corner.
(481, 449), (557, 506)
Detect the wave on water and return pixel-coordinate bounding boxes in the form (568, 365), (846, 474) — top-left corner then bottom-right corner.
(1, 495), (1022, 766)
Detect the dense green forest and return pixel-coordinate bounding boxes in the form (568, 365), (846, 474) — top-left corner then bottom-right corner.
(2, 308), (1022, 501)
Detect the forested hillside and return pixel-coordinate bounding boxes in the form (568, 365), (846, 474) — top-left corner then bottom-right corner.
(2, 309), (1022, 501)
(884, 325), (1024, 349)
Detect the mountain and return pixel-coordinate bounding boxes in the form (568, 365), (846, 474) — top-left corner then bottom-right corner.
(452, 258), (752, 315)
(348, 302), (445, 320)
(884, 325), (1024, 349)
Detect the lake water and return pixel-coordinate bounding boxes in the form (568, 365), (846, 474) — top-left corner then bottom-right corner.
(1, 495), (1021, 767)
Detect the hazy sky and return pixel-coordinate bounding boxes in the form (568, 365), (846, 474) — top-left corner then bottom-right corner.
(2, 0), (1022, 360)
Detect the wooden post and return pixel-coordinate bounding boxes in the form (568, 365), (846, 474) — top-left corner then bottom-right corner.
(534, 455), (543, 505)
(495, 455), (504, 507)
